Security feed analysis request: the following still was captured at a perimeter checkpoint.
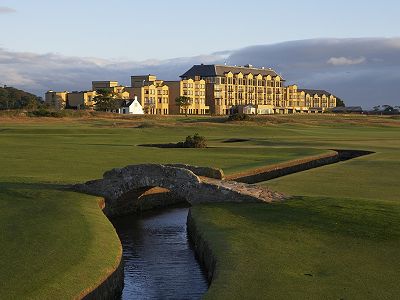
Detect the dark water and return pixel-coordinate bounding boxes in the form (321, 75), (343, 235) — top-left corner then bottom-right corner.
(112, 206), (208, 300)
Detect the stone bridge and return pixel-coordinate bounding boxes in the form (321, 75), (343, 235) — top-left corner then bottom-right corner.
(73, 164), (285, 217)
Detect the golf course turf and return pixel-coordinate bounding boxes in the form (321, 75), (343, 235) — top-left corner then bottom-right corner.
(0, 114), (399, 299)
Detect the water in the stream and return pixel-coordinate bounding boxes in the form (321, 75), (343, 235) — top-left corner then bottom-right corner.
(112, 206), (208, 300)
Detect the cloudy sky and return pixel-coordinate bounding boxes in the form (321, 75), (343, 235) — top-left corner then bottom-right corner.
(0, 1), (399, 108)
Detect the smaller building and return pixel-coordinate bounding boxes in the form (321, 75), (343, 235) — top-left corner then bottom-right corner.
(45, 91), (68, 110)
(299, 89), (337, 112)
(126, 75), (169, 115)
(67, 91), (97, 109)
(331, 106), (363, 114)
(238, 105), (256, 115)
(111, 97), (144, 115)
(92, 81), (119, 91)
(92, 81), (130, 99)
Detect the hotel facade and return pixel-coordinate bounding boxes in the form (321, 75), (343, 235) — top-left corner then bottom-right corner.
(180, 64), (337, 115)
(45, 64), (338, 114)
(165, 78), (209, 115)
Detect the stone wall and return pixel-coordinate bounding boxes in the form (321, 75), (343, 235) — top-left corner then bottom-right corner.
(187, 209), (216, 284)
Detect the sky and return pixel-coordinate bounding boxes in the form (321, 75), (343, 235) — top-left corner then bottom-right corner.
(0, 0), (400, 108)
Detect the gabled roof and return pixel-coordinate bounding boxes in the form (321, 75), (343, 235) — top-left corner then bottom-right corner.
(298, 89), (333, 97)
(180, 64), (280, 79)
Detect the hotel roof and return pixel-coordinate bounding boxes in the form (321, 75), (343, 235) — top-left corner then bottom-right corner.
(180, 64), (281, 79)
(298, 89), (333, 97)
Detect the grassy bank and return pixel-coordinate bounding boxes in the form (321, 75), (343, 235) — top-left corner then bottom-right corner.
(0, 115), (331, 298)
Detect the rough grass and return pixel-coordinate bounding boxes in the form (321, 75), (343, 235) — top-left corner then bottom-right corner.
(0, 116), (328, 298)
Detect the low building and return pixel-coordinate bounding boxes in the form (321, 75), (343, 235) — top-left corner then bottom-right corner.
(126, 75), (169, 115)
(240, 105), (256, 115)
(110, 97), (144, 115)
(299, 89), (337, 112)
(45, 91), (68, 110)
(67, 91), (97, 109)
(92, 81), (130, 99)
(92, 81), (119, 91)
(331, 106), (363, 114)
(165, 78), (209, 115)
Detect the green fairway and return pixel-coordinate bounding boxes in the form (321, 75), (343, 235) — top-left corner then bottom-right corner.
(190, 116), (400, 299)
(0, 116), (328, 298)
(192, 198), (399, 299)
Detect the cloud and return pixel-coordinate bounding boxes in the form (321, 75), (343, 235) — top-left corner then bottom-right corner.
(1, 37), (399, 108)
(227, 38), (400, 108)
(327, 56), (366, 66)
(0, 6), (16, 14)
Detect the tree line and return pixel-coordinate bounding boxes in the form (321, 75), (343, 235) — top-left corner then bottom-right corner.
(0, 86), (42, 110)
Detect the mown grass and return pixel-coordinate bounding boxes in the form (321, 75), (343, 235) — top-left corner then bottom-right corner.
(0, 116), (329, 298)
(192, 198), (399, 299)
(191, 116), (400, 299)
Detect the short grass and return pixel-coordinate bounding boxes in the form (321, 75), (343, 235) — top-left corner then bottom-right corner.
(0, 115), (329, 298)
(190, 115), (400, 299)
(192, 198), (399, 299)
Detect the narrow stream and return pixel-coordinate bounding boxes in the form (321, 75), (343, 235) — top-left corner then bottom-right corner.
(112, 206), (208, 300)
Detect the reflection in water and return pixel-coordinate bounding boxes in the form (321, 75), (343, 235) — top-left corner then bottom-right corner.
(112, 206), (208, 300)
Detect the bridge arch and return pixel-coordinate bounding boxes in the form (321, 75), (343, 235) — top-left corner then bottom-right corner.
(74, 164), (285, 218)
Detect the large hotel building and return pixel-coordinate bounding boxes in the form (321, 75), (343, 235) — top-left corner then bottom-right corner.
(180, 64), (336, 114)
(45, 64), (337, 114)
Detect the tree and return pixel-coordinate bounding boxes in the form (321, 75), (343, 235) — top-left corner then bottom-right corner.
(175, 96), (192, 116)
(143, 102), (155, 114)
(0, 86), (41, 110)
(93, 89), (121, 111)
(336, 97), (345, 107)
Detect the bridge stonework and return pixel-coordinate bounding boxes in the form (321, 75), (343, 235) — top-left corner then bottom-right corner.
(73, 164), (285, 217)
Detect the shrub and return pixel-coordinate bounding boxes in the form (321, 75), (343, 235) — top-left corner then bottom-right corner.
(178, 133), (207, 148)
(28, 109), (64, 118)
(227, 113), (251, 121)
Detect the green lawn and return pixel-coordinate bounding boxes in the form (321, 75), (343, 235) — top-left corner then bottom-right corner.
(191, 117), (400, 299)
(0, 116), (327, 299)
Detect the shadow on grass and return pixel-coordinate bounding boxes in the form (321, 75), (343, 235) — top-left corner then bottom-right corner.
(0, 182), (72, 191)
(62, 142), (135, 147)
(201, 196), (400, 241)
(177, 117), (228, 124)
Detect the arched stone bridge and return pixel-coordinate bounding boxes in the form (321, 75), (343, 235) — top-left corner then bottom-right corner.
(73, 164), (285, 217)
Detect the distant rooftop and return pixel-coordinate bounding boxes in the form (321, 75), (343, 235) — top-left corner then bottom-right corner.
(180, 64), (281, 79)
(298, 89), (333, 97)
